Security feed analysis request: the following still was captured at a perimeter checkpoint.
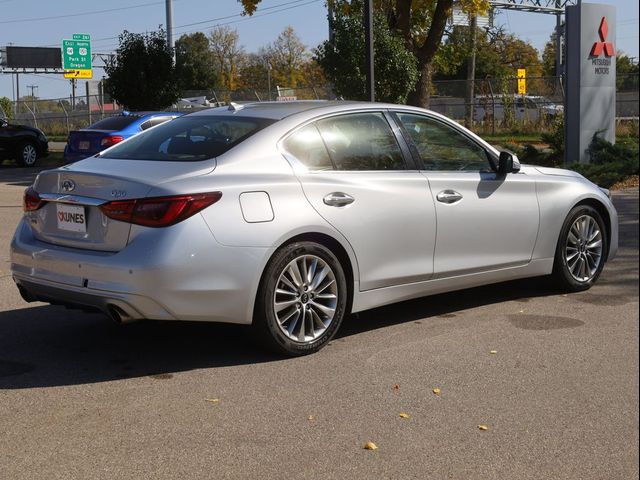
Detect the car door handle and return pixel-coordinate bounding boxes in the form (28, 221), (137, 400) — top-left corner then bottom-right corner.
(436, 190), (463, 204)
(323, 192), (355, 207)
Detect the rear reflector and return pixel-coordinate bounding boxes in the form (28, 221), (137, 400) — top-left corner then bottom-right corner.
(100, 135), (125, 147)
(23, 186), (45, 212)
(100, 192), (222, 227)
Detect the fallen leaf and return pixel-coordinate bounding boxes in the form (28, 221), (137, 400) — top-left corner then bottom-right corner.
(205, 398), (220, 404)
(478, 424), (489, 431)
(490, 350), (498, 354)
(399, 412), (409, 419)
(363, 441), (378, 450)
(433, 387), (441, 396)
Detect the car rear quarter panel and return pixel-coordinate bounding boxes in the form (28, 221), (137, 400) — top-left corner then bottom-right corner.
(142, 142), (361, 323)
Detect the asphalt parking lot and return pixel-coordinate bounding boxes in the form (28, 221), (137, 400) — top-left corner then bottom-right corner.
(0, 166), (637, 480)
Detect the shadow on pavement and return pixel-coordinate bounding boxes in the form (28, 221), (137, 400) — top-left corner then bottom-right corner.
(0, 166), (48, 187)
(0, 277), (557, 390)
(0, 190), (636, 389)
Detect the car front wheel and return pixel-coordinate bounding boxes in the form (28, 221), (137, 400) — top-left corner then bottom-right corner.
(552, 205), (608, 292)
(253, 242), (348, 356)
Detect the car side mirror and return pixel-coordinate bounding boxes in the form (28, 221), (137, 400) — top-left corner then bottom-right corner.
(498, 151), (521, 175)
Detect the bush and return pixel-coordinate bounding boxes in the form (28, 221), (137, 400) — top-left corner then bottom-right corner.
(540, 114), (564, 161)
(569, 135), (639, 188)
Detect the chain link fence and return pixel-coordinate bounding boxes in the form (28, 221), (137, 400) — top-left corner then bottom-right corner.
(5, 75), (637, 137)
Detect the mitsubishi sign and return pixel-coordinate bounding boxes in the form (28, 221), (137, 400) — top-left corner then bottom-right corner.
(565, 3), (616, 164)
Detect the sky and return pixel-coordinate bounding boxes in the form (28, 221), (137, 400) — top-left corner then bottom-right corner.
(0, 0), (638, 100)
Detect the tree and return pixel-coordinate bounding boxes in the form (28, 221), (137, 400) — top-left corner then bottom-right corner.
(0, 97), (12, 120)
(315, 8), (418, 103)
(541, 34), (557, 77)
(175, 32), (218, 91)
(264, 26), (307, 88)
(238, 0), (489, 107)
(209, 26), (244, 90)
(104, 28), (180, 110)
(617, 52), (640, 91)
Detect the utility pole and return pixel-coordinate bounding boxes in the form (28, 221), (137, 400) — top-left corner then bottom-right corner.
(15, 73), (20, 115)
(166, 0), (175, 62)
(465, 14), (477, 129)
(27, 84), (38, 113)
(555, 0), (563, 78)
(363, 0), (374, 102)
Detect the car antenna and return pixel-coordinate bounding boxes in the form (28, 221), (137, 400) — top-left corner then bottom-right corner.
(228, 102), (244, 112)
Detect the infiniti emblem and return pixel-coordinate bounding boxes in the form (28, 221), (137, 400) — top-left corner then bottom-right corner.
(61, 179), (75, 192)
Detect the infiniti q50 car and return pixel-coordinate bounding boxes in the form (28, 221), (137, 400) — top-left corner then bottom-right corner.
(11, 101), (618, 355)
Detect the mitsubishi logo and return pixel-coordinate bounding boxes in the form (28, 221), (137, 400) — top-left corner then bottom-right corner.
(590, 17), (615, 58)
(61, 179), (76, 192)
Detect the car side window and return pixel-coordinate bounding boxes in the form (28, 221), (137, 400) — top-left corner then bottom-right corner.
(316, 113), (405, 171)
(396, 113), (491, 172)
(282, 124), (334, 171)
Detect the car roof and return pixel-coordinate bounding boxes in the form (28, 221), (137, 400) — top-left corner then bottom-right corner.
(187, 100), (365, 120)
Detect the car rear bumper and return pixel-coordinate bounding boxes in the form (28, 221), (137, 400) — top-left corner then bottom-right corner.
(63, 147), (95, 163)
(10, 216), (270, 325)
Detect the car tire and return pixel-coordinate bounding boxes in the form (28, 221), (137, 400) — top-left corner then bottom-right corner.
(16, 141), (38, 167)
(552, 205), (608, 292)
(253, 241), (348, 356)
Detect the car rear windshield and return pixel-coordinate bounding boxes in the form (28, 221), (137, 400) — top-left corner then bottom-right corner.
(100, 115), (274, 161)
(88, 116), (140, 130)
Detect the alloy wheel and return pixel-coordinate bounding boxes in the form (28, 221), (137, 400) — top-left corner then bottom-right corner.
(564, 214), (603, 282)
(22, 144), (37, 166)
(273, 254), (338, 343)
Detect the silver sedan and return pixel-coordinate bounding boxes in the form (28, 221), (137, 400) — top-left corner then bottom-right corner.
(11, 101), (618, 355)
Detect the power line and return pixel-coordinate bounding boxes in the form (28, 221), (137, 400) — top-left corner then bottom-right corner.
(91, 0), (322, 51)
(88, 0), (314, 48)
(0, 0), (183, 25)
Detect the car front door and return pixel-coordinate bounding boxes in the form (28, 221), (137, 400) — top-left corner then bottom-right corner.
(281, 111), (437, 291)
(394, 111), (539, 278)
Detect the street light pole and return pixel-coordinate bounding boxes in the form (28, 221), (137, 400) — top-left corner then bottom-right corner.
(166, 0), (175, 62)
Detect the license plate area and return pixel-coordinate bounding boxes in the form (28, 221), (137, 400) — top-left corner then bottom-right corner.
(56, 203), (87, 233)
(78, 141), (90, 150)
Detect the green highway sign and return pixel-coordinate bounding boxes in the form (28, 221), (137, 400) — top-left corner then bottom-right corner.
(62, 34), (92, 70)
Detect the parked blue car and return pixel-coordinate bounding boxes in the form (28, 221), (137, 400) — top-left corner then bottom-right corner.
(64, 111), (183, 163)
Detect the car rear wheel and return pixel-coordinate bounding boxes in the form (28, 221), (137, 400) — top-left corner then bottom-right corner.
(552, 205), (607, 292)
(16, 141), (38, 167)
(253, 242), (348, 356)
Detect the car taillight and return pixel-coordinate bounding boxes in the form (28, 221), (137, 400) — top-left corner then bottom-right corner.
(100, 135), (124, 147)
(99, 192), (222, 227)
(23, 186), (45, 212)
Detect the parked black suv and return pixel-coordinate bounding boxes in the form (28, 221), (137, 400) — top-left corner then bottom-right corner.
(0, 118), (49, 167)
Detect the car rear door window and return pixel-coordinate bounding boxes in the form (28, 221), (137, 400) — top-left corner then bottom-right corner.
(282, 124), (334, 171)
(396, 113), (491, 171)
(316, 113), (406, 171)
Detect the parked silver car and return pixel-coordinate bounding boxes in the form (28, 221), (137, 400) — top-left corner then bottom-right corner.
(11, 101), (618, 355)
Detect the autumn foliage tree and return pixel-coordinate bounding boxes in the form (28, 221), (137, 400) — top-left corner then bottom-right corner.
(238, 0), (488, 107)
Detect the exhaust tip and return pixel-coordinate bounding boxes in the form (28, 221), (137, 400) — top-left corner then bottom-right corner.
(106, 305), (139, 324)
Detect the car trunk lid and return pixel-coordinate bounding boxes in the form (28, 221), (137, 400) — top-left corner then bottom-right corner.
(28, 159), (216, 251)
(67, 130), (113, 155)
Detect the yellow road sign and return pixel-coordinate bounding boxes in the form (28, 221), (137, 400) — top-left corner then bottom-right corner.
(64, 69), (93, 79)
(517, 68), (526, 95)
